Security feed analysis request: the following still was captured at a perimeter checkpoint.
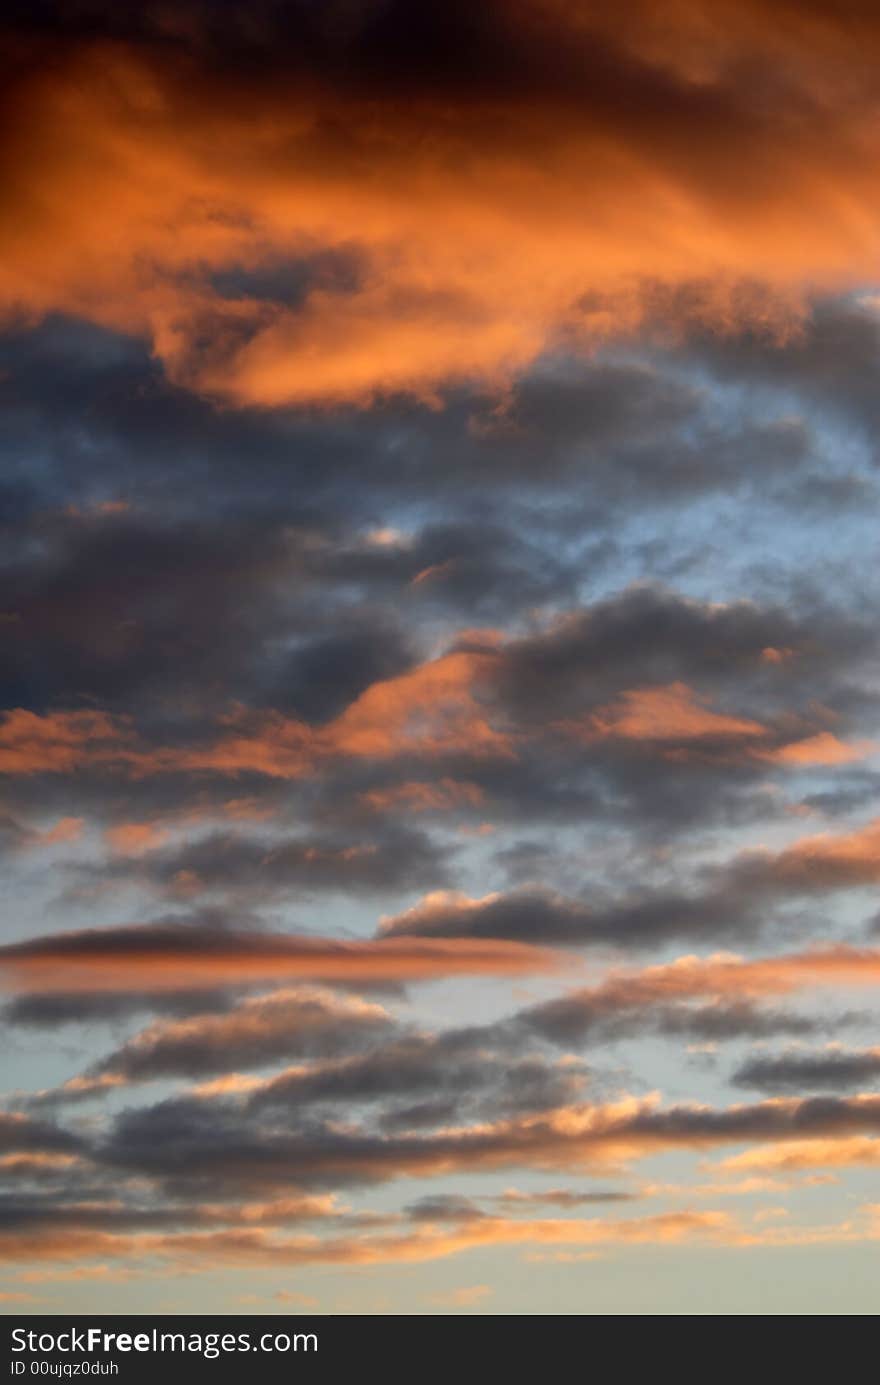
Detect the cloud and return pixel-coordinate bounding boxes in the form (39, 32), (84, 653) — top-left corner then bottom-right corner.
(28, 987), (394, 1099)
(0, 919), (559, 994)
(732, 1047), (880, 1094)
(0, 1192), (338, 1239)
(104, 823), (169, 855)
(509, 946), (880, 1046)
(0, 811), (83, 857)
(758, 733), (877, 767)
(493, 1187), (633, 1209)
(381, 879), (781, 950)
(378, 885), (747, 948)
(0, 710), (127, 775)
(12, 1117), (879, 1269)
(716, 1136), (880, 1174)
(359, 779), (485, 815)
(0, 1113), (82, 1158)
(245, 1034), (588, 1123)
(2, 985), (240, 1029)
(0, 648), (508, 782)
(5, 3), (880, 405)
(77, 822), (450, 904)
(7, 0), (880, 1303)
(0, 1153), (82, 1181)
(381, 810), (880, 948)
(1, 580), (871, 870)
(0, 1204), (739, 1271)
(492, 587), (868, 720)
(91, 1089), (880, 1195)
(560, 686), (874, 767)
(38, 930), (874, 1114)
(727, 817), (880, 893)
(561, 681), (767, 745)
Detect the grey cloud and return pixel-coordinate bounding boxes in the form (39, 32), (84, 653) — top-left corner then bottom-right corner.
(0, 1113), (82, 1156)
(96, 1090), (880, 1195)
(380, 883), (760, 949)
(732, 1047), (880, 1094)
(71, 824), (451, 904)
(248, 1031), (589, 1122)
(30, 987), (394, 1098)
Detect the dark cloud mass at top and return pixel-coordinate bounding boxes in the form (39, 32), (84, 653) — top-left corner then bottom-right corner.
(2, 0), (880, 1314)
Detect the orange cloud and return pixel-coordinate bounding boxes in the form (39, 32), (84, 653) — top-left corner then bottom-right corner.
(18, 1265), (143, 1285)
(736, 816), (880, 890)
(312, 651), (505, 760)
(5, 4), (880, 406)
(0, 1153), (80, 1176)
(104, 823), (169, 856)
(0, 928), (560, 994)
(411, 561), (457, 587)
(25, 1202), (880, 1271)
(2, 1209), (736, 1271)
(49, 1202), (880, 1270)
(360, 779), (485, 814)
(562, 682), (767, 745)
(538, 944), (880, 1019)
(1, 655), (869, 793)
(718, 1137), (880, 1174)
(758, 732), (877, 766)
(382, 890), (505, 936)
(0, 710), (126, 775)
(554, 684), (875, 767)
(0, 650), (506, 780)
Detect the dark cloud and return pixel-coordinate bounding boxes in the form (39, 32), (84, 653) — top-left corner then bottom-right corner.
(249, 1031), (589, 1124)
(0, 1190), (335, 1237)
(676, 297), (880, 445)
(516, 996), (823, 1048)
(2, 988), (236, 1029)
(404, 1194), (486, 1223)
(490, 584), (871, 724)
(380, 883), (774, 950)
(0, 1113), (82, 1156)
(29, 987), (393, 1098)
(732, 1047), (880, 1093)
(1, 308), (876, 869)
(0, 499), (418, 723)
(94, 1089), (880, 1195)
(72, 823), (450, 904)
(382, 797), (880, 948)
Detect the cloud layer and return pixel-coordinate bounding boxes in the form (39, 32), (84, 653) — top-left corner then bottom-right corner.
(3, 0), (880, 1314)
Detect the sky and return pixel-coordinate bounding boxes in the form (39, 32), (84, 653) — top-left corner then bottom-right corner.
(3, 0), (880, 1317)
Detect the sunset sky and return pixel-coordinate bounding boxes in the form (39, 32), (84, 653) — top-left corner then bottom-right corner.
(4, 0), (880, 1316)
